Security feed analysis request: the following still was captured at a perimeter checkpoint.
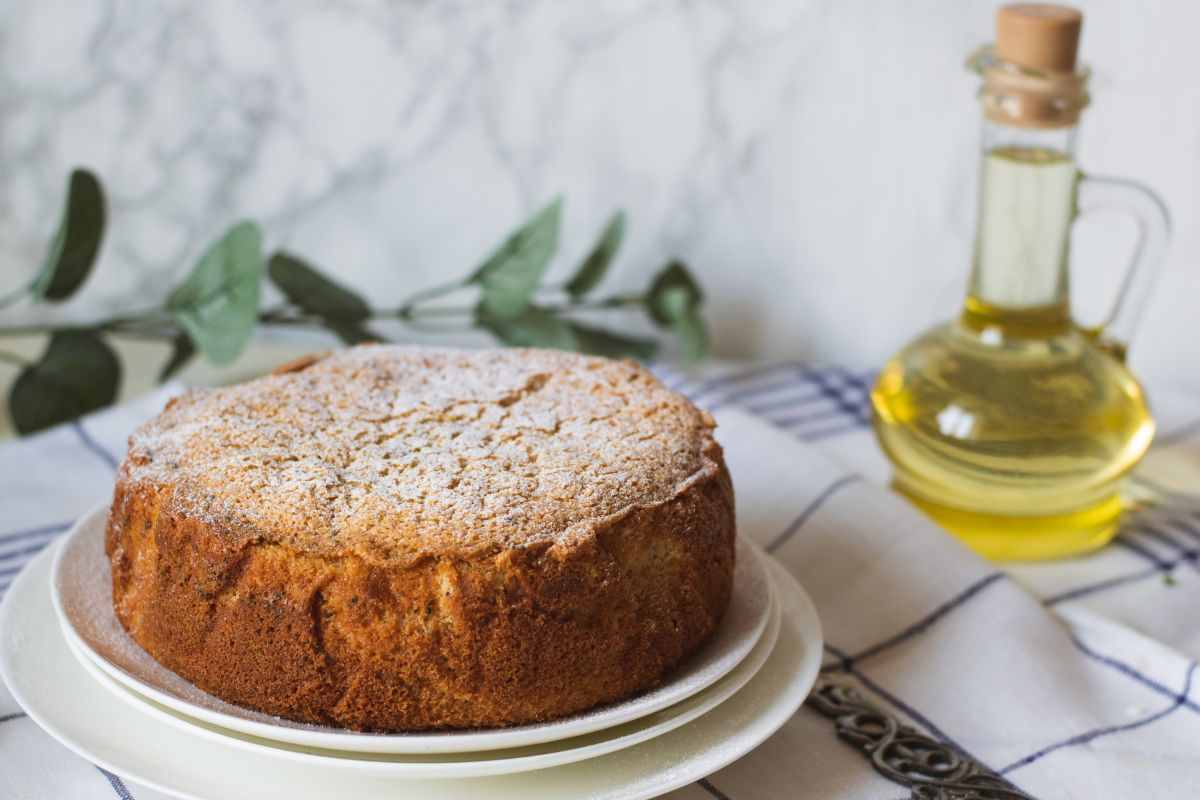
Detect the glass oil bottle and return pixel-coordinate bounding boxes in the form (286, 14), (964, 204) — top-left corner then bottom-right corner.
(871, 4), (1170, 560)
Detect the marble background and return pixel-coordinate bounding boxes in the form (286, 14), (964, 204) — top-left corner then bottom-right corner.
(1, 0), (1197, 387)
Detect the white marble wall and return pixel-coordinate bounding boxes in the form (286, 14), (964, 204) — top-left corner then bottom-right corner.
(2, 0), (1197, 386)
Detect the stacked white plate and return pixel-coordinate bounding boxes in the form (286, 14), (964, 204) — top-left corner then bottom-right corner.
(0, 507), (823, 800)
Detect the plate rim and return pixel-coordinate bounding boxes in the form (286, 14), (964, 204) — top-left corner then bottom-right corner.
(61, 582), (781, 778)
(51, 504), (775, 754)
(1, 536), (823, 800)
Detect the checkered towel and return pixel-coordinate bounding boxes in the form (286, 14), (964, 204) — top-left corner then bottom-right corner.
(3, 363), (1200, 799)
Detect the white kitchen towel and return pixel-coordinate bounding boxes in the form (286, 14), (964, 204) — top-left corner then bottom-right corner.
(2, 368), (1199, 799)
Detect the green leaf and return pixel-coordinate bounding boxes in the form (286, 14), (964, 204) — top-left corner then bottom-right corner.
(470, 198), (562, 318)
(267, 252), (370, 321)
(671, 308), (710, 363)
(565, 211), (624, 298)
(267, 252), (380, 347)
(32, 169), (106, 302)
(568, 322), (657, 360)
(476, 304), (579, 351)
(158, 332), (196, 382)
(645, 261), (709, 362)
(9, 330), (120, 434)
(168, 221), (264, 365)
(646, 260), (703, 326)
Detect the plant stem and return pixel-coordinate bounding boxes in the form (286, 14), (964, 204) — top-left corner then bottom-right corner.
(0, 307), (173, 338)
(106, 327), (178, 341)
(395, 281), (468, 319)
(0, 323), (74, 336)
(396, 294), (643, 320)
(0, 294), (646, 339)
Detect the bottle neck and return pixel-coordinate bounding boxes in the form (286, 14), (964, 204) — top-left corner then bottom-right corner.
(962, 120), (1079, 337)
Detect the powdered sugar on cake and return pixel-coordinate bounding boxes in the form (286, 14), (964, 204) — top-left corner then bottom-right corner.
(121, 346), (721, 564)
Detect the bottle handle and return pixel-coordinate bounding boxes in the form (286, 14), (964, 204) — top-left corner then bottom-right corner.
(1073, 173), (1172, 361)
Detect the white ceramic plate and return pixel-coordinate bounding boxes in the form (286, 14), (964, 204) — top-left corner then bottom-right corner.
(51, 506), (774, 755)
(1, 541), (821, 799)
(63, 574), (779, 778)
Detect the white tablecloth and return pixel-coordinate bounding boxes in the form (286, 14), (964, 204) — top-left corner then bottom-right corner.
(3, 360), (1199, 799)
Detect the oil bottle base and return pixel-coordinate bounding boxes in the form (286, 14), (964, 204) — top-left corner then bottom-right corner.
(894, 484), (1125, 561)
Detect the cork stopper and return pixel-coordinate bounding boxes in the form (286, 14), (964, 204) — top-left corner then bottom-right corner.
(996, 4), (1082, 73)
(973, 3), (1088, 129)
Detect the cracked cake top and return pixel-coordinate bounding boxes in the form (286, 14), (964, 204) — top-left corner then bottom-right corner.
(120, 345), (722, 566)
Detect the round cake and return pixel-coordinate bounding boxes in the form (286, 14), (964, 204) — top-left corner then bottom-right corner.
(106, 345), (736, 731)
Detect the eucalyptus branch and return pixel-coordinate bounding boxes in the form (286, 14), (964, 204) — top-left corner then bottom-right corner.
(0, 293), (642, 337)
(2, 171), (711, 435)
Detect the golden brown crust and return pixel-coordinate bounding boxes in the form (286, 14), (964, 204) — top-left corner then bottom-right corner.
(106, 346), (735, 731)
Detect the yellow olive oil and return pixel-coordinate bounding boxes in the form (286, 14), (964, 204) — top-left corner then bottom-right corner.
(872, 146), (1155, 560)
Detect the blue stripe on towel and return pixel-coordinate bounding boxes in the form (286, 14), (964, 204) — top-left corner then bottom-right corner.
(0, 521), (72, 545)
(1001, 662), (1197, 774)
(72, 421), (119, 470)
(766, 474), (862, 553)
(842, 573), (1006, 667)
